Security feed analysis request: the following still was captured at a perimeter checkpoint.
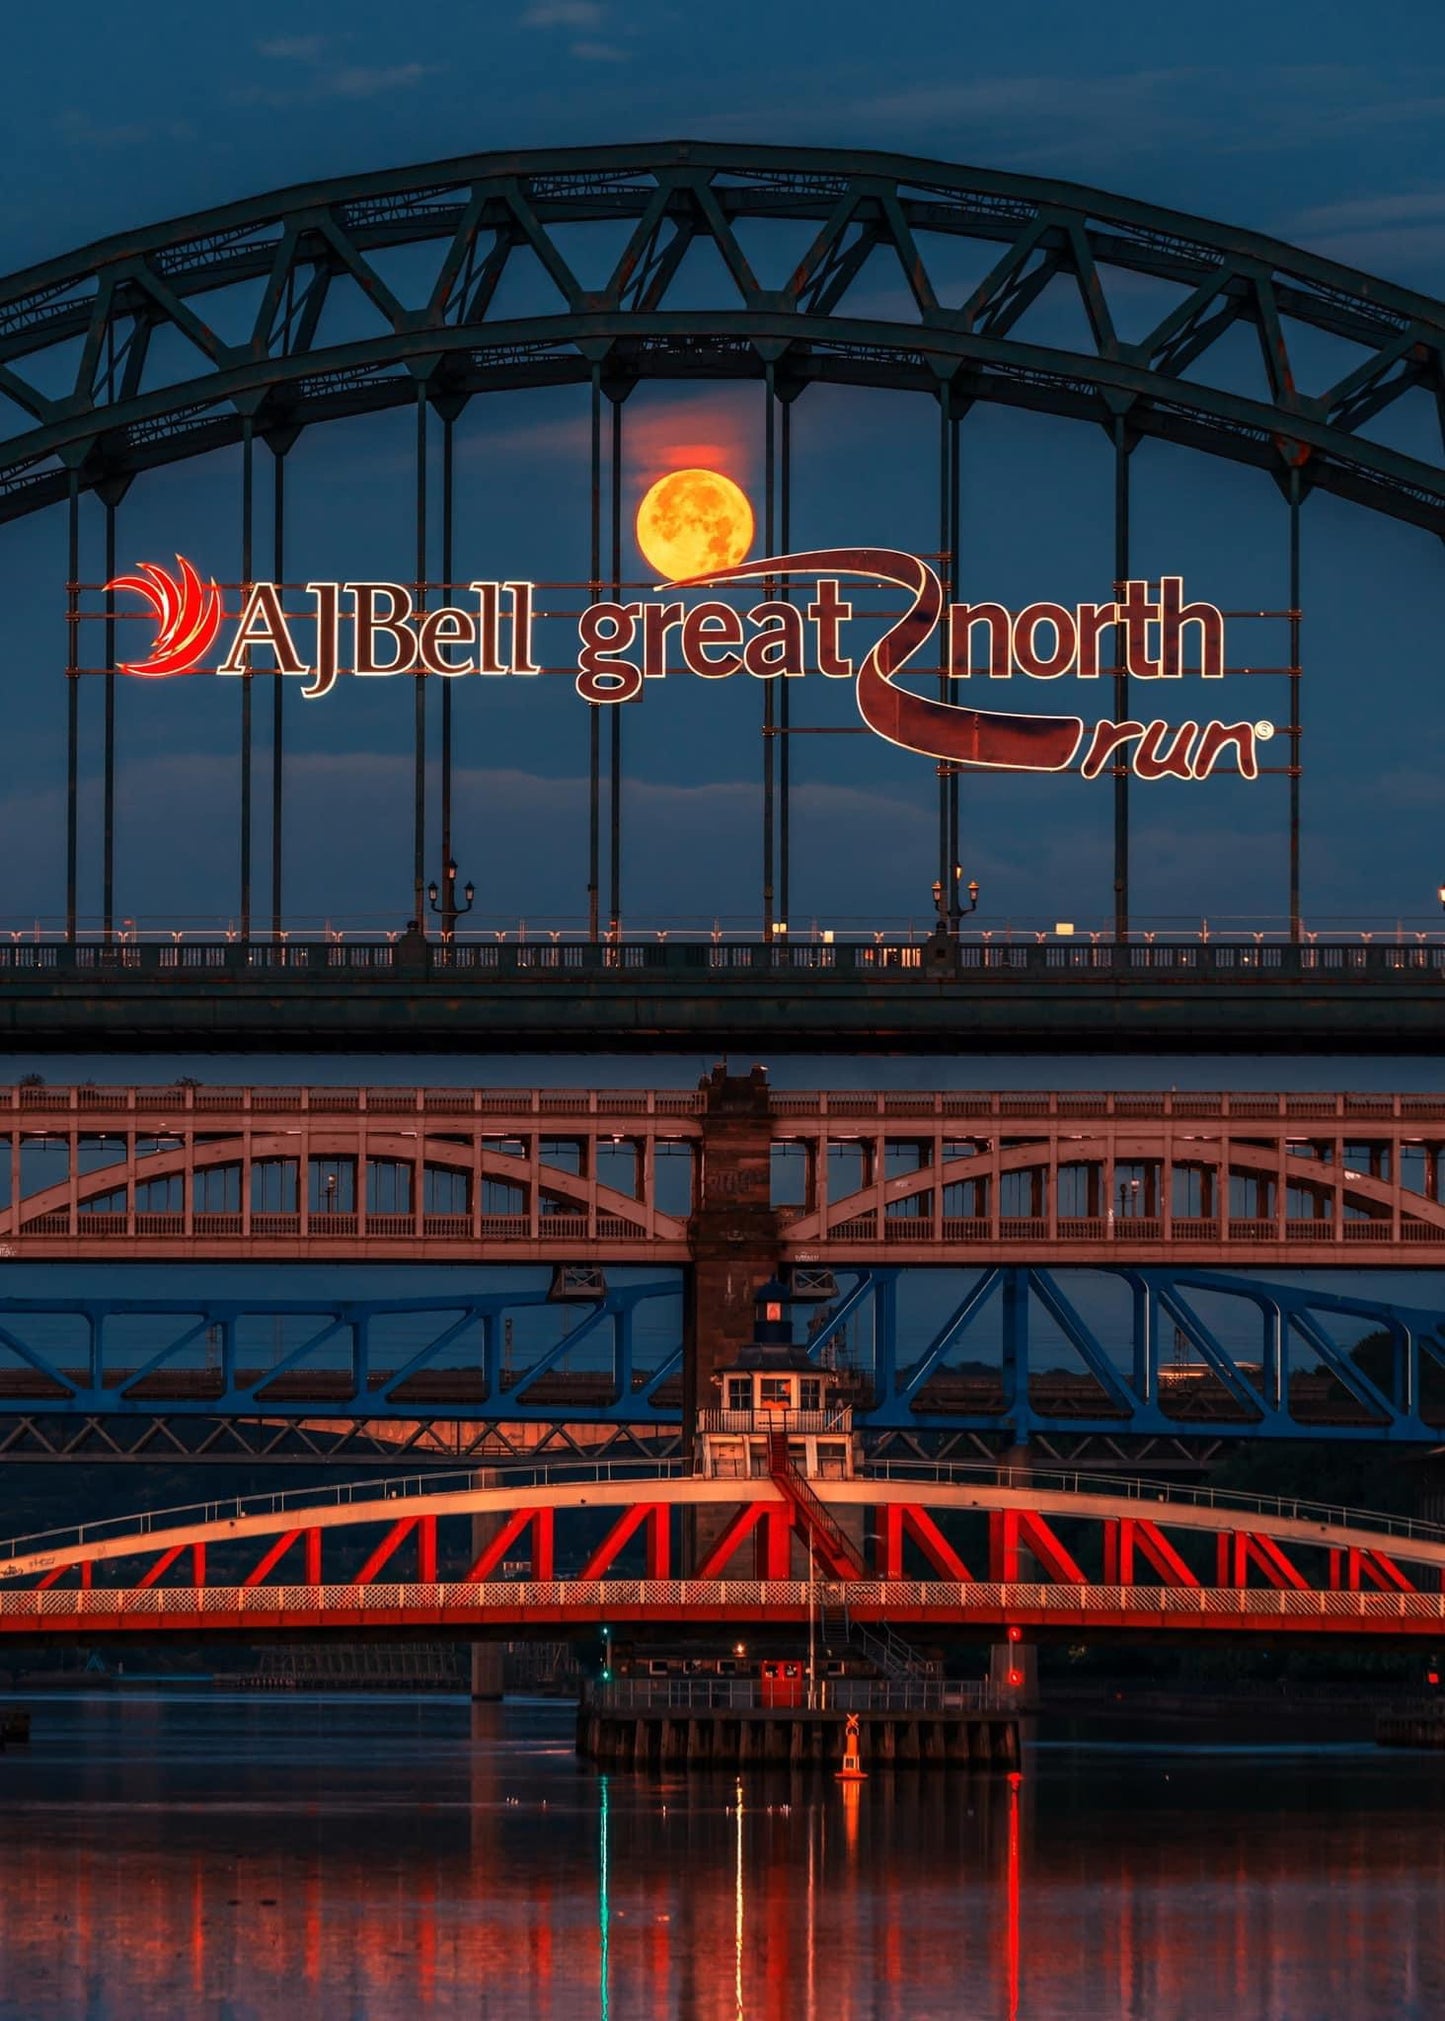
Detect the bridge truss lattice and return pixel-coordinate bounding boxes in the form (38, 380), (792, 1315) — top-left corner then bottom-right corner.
(5, 143), (1445, 940)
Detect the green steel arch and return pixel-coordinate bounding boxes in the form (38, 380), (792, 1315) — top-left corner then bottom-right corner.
(0, 139), (1442, 529)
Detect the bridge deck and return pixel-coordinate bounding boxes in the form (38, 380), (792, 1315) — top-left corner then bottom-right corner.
(0, 940), (1442, 1051)
(4, 1579), (1442, 1641)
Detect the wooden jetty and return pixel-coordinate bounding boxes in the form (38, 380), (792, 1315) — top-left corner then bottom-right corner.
(1377, 1700), (1445, 1748)
(577, 1680), (1020, 1771)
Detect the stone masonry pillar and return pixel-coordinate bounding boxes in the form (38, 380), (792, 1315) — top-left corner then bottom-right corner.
(470, 1642), (504, 1701)
(682, 1065), (781, 1437)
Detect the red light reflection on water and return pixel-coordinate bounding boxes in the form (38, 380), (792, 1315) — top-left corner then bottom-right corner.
(3, 1737), (1445, 2018)
(1006, 1770), (1022, 2021)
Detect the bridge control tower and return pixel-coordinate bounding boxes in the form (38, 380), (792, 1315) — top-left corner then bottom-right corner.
(695, 1277), (857, 1483)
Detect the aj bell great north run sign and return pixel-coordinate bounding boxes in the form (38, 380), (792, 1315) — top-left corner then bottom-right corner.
(101, 471), (1271, 784)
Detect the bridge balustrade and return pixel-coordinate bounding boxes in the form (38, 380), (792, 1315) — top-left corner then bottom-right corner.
(1, 937), (1445, 981)
(6, 1580), (1445, 1633)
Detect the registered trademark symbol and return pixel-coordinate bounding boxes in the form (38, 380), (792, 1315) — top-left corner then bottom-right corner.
(1254, 720), (1275, 740)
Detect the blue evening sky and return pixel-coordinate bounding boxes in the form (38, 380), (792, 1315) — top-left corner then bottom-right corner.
(3, 1), (1445, 939)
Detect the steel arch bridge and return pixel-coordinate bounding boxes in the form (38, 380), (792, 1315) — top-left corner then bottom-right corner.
(5, 1461), (1445, 1645)
(5, 140), (1443, 529)
(4, 139), (1445, 963)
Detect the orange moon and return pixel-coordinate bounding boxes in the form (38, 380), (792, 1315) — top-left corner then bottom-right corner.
(634, 468), (754, 580)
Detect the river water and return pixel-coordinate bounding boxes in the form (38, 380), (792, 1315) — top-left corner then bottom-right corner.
(1, 1694), (1443, 2019)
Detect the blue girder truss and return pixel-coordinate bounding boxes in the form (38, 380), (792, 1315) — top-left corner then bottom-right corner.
(805, 1267), (1445, 1442)
(0, 1282), (683, 1427)
(0, 1266), (1440, 1441)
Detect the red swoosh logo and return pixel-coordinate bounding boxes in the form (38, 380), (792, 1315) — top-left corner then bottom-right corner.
(104, 555), (224, 677)
(666, 548), (1083, 771)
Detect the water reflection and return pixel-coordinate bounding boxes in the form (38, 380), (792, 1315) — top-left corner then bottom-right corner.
(0, 1697), (1444, 2018)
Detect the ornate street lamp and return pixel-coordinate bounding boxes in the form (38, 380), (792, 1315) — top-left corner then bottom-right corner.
(427, 860), (475, 939)
(932, 866), (981, 930)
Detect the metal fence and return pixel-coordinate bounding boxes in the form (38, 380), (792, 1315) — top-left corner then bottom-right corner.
(2, 937), (1445, 980)
(586, 1677), (1008, 1714)
(5, 1581), (1445, 1625)
(695, 1411), (854, 1436)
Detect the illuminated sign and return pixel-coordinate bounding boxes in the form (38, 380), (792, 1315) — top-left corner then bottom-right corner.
(104, 531), (1270, 782)
(106, 556), (224, 677)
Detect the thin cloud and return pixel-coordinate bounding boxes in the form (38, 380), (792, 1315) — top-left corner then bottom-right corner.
(1330, 91), (1445, 133)
(0, 746), (944, 931)
(683, 61), (1445, 192)
(689, 67), (1216, 161)
(520, 2), (628, 61)
(521, 1), (605, 22)
(256, 34), (332, 60)
(232, 62), (437, 109)
(55, 109), (195, 148)
(1298, 225), (1445, 287)
(1292, 191), (1445, 232)
(326, 63), (436, 99)
(1282, 191), (1445, 284)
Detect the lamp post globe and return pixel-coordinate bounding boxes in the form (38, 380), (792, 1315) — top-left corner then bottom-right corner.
(428, 858), (475, 940)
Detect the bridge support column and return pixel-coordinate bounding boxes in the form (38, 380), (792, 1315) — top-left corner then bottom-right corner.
(684, 1065), (781, 1571)
(683, 1065), (781, 1437)
(469, 1490), (507, 1701)
(470, 1644), (504, 1702)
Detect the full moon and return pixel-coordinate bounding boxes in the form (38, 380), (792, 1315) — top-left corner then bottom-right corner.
(634, 468), (754, 581)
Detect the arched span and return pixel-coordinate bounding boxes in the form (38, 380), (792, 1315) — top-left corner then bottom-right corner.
(783, 1136), (1445, 1243)
(3, 1468), (1443, 1582)
(6, 1465), (1445, 1643)
(2, 142), (1444, 531)
(2, 1128), (684, 1248)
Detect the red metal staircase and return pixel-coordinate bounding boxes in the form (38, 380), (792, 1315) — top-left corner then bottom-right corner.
(766, 1429), (867, 1580)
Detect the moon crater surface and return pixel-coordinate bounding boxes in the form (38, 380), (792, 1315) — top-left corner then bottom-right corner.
(635, 468), (754, 580)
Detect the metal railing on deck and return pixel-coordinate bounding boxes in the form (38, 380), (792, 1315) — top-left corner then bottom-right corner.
(857, 1459), (1445, 1548)
(586, 1677), (1007, 1714)
(696, 1410), (853, 1435)
(4, 1450), (1445, 1575)
(1, 1083), (1444, 1123)
(3, 937), (1445, 983)
(6, 1580), (1445, 1628)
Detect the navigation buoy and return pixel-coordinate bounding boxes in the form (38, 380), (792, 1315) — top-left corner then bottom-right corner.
(836, 1711), (867, 1783)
